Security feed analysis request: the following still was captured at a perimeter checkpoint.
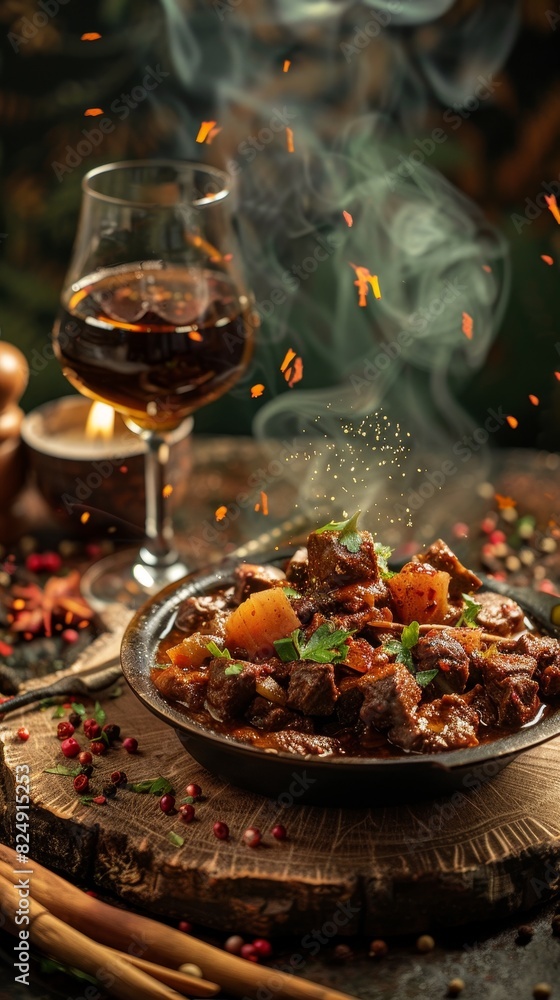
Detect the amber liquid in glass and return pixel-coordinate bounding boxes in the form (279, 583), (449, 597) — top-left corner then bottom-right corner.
(54, 262), (253, 430)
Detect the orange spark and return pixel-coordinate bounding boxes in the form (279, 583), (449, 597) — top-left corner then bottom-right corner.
(541, 254), (554, 265)
(545, 194), (560, 225)
(350, 263), (373, 307)
(196, 121), (218, 144)
(555, 372), (560, 381)
(529, 394), (540, 406)
(343, 211), (353, 228)
(462, 312), (473, 340)
(286, 356), (303, 387)
(84, 108), (104, 117)
(215, 505), (228, 521)
(281, 348), (297, 373)
(506, 415), (518, 429)
(259, 491), (269, 515)
(482, 265), (492, 273)
(286, 128), (294, 153)
(81, 32), (101, 41)
(206, 126), (222, 145)
(283, 59), (291, 72)
(188, 331), (203, 341)
(251, 383), (265, 398)
(13, 599), (25, 611)
(495, 493), (516, 509)
(369, 274), (381, 300)
(80, 512), (91, 523)
(162, 484), (173, 498)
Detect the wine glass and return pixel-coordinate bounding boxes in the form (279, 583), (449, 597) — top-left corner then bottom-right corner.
(53, 160), (255, 609)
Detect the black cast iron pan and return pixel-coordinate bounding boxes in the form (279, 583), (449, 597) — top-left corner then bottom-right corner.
(120, 549), (560, 807)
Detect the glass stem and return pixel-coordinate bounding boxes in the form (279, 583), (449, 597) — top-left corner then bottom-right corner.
(139, 432), (177, 568)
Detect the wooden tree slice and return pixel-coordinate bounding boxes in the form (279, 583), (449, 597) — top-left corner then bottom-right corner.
(1, 618), (560, 937)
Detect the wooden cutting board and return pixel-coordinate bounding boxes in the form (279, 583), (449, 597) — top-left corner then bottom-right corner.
(1, 614), (559, 938)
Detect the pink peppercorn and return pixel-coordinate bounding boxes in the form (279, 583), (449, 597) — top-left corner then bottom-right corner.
(25, 553), (44, 573)
(78, 751), (92, 766)
(242, 826), (262, 848)
(16, 727), (30, 742)
(225, 935), (244, 955)
(240, 944), (259, 962)
(179, 803), (195, 823)
(42, 552), (62, 574)
(213, 821), (229, 840)
(178, 921), (192, 933)
(90, 741), (106, 756)
(93, 795), (106, 805)
(62, 629), (79, 644)
(57, 721), (75, 740)
(271, 824), (287, 841)
(185, 782), (202, 799)
(159, 794), (175, 814)
(61, 737), (80, 758)
(489, 530), (506, 545)
(123, 737), (138, 754)
(73, 774), (89, 794)
(83, 719), (101, 740)
(252, 938), (272, 959)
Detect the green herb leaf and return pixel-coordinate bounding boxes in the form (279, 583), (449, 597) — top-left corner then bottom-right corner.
(282, 586), (302, 598)
(224, 664), (244, 676)
(168, 831), (184, 848)
(71, 702), (86, 718)
(93, 701), (106, 726)
(78, 795), (94, 807)
(274, 623), (354, 664)
(44, 764), (82, 777)
(206, 640), (232, 659)
(374, 541), (395, 579)
(51, 705), (66, 719)
(153, 663), (169, 671)
(456, 594), (482, 629)
(315, 511), (362, 553)
(415, 669), (439, 688)
(401, 621), (420, 649)
(126, 776), (174, 796)
(382, 622), (420, 673)
(179, 795), (195, 805)
(273, 635), (300, 662)
(109, 684), (123, 698)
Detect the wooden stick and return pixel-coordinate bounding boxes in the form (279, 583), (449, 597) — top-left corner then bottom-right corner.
(0, 870), (184, 1000)
(106, 948), (219, 997)
(366, 620), (517, 646)
(0, 847), (357, 1000)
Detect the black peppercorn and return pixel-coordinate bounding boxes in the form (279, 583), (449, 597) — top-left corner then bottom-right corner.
(102, 784), (117, 798)
(103, 723), (121, 742)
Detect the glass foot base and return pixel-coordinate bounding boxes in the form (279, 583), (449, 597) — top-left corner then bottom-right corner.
(81, 547), (190, 612)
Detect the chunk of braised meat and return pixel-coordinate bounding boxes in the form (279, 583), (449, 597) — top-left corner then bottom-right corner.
(306, 528), (378, 591)
(414, 629), (470, 695)
(343, 637), (380, 674)
(475, 592), (524, 637)
(415, 539), (482, 599)
(290, 593), (331, 626)
(245, 696), (300, 732)
(330, 608), (379, 633)
(515, 633), (560, 697)
(205, 660), (262, 722)
(336, 675), (365, 726)
(285, 547), (308, 591)
(331, 579), (390, 612)
(462, 683), (497, 727)
(233, 562), (286, 604)
(359, 663), (421, 731)
(153, 666), (208, 710)
(476, 651), (540, 727)
(287, 662), (339, 716)
(176, 593), (231, 633)
(389, 694), (479, 753)
(273, 731), (340, 756)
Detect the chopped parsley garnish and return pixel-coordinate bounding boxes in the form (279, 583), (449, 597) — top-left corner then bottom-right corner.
(374, 541), (395, 580)
(456, 593), (482, 629)
(168, 831), (185, 847)
(282, 586), (302, 598)
(206, 640), (232, 659)
(315, 511), (362, 553)
(224, 664), (244, 676)
(274, 621), (354, 664)
(383, 621), (420, 672)
(51, 705), (66, 719)
(415, 669), (439, 688)
(93, 700), (106, 726)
